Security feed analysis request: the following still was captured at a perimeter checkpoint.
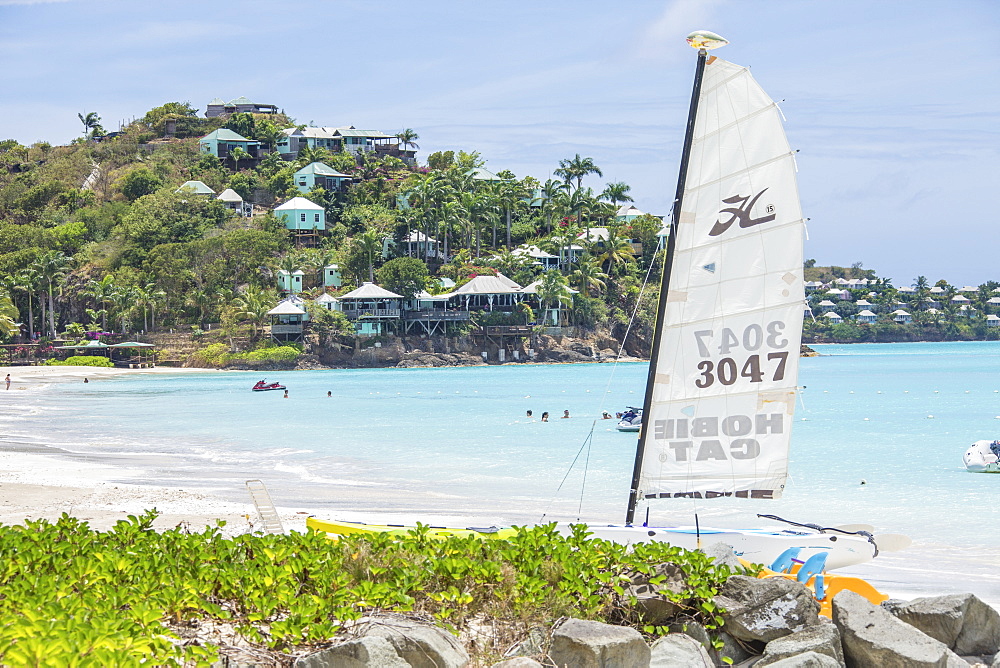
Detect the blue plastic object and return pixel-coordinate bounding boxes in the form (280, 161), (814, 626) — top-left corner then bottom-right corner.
(796, 552), (828, 600)
(769, 547), (802, 573)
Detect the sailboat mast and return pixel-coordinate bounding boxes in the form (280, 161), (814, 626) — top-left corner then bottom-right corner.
(625, 47), (708, 525)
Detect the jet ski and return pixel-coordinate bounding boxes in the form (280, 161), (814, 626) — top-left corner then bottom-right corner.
(616, 407), (642, 432)
(252, 380), (286, 392)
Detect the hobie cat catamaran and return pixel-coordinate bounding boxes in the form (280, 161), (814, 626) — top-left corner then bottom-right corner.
(308, 31), (908, 569)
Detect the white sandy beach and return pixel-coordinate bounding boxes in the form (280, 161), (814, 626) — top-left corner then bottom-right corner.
(3, 363), (1000, 609)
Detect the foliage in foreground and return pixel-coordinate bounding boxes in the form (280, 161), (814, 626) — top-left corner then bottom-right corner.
(43, 354), (113, 367)
(0, 512), (746, 666)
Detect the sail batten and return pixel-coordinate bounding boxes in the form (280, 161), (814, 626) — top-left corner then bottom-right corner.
(638, 56), (804, 502)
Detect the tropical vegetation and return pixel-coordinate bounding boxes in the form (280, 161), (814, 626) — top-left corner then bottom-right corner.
(0, 512), (748, 665)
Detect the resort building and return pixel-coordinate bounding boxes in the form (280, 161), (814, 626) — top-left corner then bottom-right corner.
(333, 282), (403, 336)
(855, 310), (878, 324)
(892, 310), (913, 324)
(198, 129), (262, 161)
(445, 275), (523, 312)
(274, 197), (325, 245)
(387, 231), (442, 260)
(175, 180), (215, 196)
(216, 188), (252, 217)
(277, 269), (305, 295)
(294, 162), (352, 194)
(322, 264), (343, 289)
(988, 315), (1000, 328)
(824, 312), (843, 323)
(276, 126), (416, 165)
(615, 204), (647, 222)
(511, 245), (559, 270)
(267, 300), (308, 342)
(205, 96), (279, 118)
(402, 290), (470, 335)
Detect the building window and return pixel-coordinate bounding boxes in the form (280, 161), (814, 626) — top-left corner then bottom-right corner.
(300, 214), (306, 222)
(314, 213), (320, 223)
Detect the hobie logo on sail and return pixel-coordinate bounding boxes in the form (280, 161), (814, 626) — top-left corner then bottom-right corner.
(652, 413), (784, 462)
(708, 188), (776, 236)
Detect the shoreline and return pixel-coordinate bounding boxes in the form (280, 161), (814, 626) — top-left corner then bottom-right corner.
(3, 363), (1000, 609)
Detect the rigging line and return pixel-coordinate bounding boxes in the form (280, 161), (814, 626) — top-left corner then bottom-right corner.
(576, 420), (596, 519)
(592, 230), (662, 416)
(538, 425), (597, 524)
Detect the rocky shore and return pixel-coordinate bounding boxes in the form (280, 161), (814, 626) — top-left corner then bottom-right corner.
(207, 543), (1000, 667)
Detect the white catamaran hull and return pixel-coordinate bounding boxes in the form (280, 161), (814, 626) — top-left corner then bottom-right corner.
(556, 524), (875, 570)
(964, 440), (1000, 473)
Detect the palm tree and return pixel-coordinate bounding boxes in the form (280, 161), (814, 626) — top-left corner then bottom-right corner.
(229, 146), (250, 171)
(595, 226), (636, 276)
(600, 181), (633, 207)
(111, 285), (137, 333)
(569, 257), (608, 297)
(353, 229), (383, 283)
(396, 128), (420, 151)
(297, 145), (333, 167)
(10, 270), (38, 339)
(33, 250), (70, 337)
(84, 275), (117, 330)
(540, 179), (569, 234)
(554, 154), (602, 191)
(232, 287), (275, 339)
(77, 112), (102, 138)
(535, 270), (573, 326)
(0, 291), (19, 340)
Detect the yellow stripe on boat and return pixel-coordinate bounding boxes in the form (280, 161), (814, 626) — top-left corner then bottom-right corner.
(306, 517), (518, 540)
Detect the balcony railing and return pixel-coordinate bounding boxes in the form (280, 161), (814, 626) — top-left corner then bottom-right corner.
(403, 310), (471, 321)
(342, 308), (401, 320)
(270, 324), (303, 334)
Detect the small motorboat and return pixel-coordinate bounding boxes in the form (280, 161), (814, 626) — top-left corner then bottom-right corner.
(616, 407), (642, 432)
(963, 439), (1000, 472)
(252, 380), (286, 392)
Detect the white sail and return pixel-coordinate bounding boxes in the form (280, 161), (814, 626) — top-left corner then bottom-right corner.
(639, 56), (805, 500)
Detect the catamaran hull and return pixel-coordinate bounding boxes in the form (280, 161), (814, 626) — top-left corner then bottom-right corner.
(558, 524), (874, 570)
(964, 440), (1000, 473)
(306, 518), (875, 570)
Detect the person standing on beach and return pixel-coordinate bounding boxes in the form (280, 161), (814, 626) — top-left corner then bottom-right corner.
(4, 374), (9, 390)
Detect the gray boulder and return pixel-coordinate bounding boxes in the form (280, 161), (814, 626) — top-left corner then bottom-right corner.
(883, 593), (1000, 655)
(649, 633), (713, 667)
(701, 542), (742, 571)
(715, 575), (820, 643)
(759, 650), (841, 667)
(352, 614), (469, 668)
(295, 636), (409, 667)
(833, 590), (966, 667)
(624, 562), (688, 624)
(550, 618), (650, 668)
(756, 618), (844, 667)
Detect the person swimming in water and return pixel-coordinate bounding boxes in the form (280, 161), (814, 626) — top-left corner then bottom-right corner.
(541, 412), (549, 422)
(561, 410), (570, 419)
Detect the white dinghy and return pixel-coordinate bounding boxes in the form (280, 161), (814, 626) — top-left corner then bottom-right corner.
(964, 440), (1000, 472)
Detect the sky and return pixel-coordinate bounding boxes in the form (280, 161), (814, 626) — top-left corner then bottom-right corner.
(1, 0), (998, 286)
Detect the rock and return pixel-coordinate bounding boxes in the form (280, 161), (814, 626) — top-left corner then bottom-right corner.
(758, 650), (842, 667)
(715, 575), (820, 643)
(649, 633), (713, 667)
(833, 590), (966, 667)
(294, 636), (409, 667)
(701, 542), (742, 571)
(490, 659), (544, 668)
(550, 618), (650, 668)
(668, 620), (711, 649)
(353, 614), (469, 668)
(756, 618), (844, 667)
(503, 626), (547, 658)
(716, 630), (762, 666)
(623, 562), (688, 624)
(883, 593), (1000, 655)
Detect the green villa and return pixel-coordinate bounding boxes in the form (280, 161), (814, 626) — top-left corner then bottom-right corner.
(199, 128), (262, 160)
(274, 197), (325, 231)
(294, 162), (352, 194)
(175, 180), (215, 196)
(276, 269), (305, 294)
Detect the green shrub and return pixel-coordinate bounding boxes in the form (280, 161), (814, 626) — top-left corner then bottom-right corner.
(189, 342), (228, 368)
(44, 355), (113, 367)
(0, 513), (746, 665)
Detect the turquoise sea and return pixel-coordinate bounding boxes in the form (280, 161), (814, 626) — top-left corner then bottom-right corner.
(6, 341), (1000, 598)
